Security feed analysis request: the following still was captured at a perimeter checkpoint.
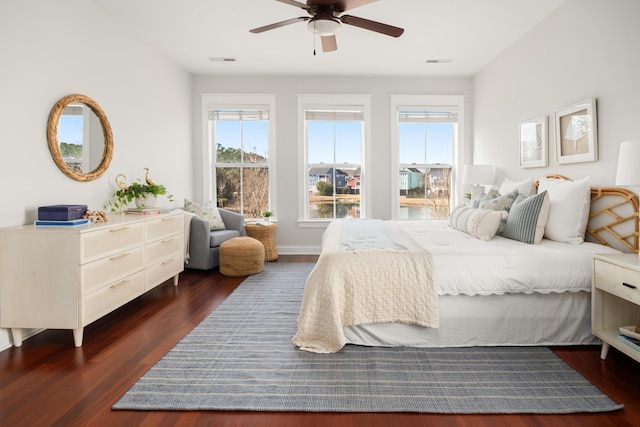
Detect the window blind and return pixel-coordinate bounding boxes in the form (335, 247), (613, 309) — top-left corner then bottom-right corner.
(209, 108), (269, 121)
(398, 108), (458, 123)
(304, 109), (364, 122)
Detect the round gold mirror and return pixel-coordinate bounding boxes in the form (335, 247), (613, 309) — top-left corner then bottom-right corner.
(47, 94), (114, 182)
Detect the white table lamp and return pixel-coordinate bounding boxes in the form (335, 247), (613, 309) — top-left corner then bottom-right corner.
(615, 141), (640, 257)
(462, 164), (494, 200)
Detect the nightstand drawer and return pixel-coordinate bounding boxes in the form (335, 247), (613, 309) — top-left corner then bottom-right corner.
(594, 259), (640, 305)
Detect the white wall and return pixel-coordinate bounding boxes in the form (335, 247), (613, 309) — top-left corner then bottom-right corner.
(473, 0), (640, 187)
(0, 0), (192, 349)
(191, 75), (473, 254)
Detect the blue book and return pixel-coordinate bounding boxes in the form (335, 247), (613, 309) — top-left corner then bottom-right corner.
(617, 333), (640, 352)
(34, 218), (90, 227)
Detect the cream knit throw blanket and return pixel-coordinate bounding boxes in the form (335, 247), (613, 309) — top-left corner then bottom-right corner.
(293, 220), (438, 353)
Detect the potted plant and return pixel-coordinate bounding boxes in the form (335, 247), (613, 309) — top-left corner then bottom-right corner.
(105, 169), (174, 213)
(261, 210), (274, 221)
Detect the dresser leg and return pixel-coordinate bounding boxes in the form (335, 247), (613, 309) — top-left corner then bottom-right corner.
(600, 342), (610, 360)
(73, 328), (84, 347)
(10, 328), (23, 347)
(173, 273), (179, 286)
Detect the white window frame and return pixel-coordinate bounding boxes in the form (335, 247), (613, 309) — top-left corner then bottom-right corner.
(201, 94), (277, 216)
(390, 95), (465, 220)
(297, 94), (371, 227)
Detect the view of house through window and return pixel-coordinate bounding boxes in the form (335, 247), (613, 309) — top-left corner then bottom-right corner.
(305, 108), (364, 220)
(211, 108), (270, 219)
(398, 109), (455, 219)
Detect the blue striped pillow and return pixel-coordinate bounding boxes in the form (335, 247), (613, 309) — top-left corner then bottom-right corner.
(502, 191), (549, 244)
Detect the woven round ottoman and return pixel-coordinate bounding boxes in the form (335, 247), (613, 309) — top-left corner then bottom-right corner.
(219, 236), (265, 277)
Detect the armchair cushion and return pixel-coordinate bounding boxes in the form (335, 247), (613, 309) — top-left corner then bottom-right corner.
(184, 198), (226, 231)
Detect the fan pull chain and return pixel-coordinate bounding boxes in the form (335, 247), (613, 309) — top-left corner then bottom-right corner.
(313, 21), (316, 55)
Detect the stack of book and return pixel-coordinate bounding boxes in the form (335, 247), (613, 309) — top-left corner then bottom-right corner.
(35, 204), (90, 227)
(618, 325), (640, 352)
(125, 207), (170, 215)
(34, 218), (90, 227)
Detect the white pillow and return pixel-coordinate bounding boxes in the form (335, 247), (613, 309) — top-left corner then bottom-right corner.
(498, 177), (536, 196)
(537, 176), (591, 244)
(449, 205), (506, 241)
(184, 198), (227, 231)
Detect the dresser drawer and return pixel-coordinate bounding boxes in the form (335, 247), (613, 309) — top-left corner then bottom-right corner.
(145, 253), (183, 291)
(145, 233), (183, 266)
(146, 214), (183, 242)
(83, 270), (145, 324)
(81, 246), (145, 293)
(81, 222), (145, 263)
(594, 259), (640, 305)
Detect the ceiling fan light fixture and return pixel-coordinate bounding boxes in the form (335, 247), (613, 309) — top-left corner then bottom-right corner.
(307, 17), (341, 36)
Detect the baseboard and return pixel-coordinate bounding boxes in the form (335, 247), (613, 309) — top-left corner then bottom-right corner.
(0, 329), (10, 351)
(0, 328), (43, 351)
(276, 245), (320, 255)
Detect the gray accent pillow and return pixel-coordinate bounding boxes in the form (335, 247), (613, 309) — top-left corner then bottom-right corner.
(503, 191), (549, 245)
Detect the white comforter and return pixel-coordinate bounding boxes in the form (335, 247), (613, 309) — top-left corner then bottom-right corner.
(293, 219), (621, 352)
(400, 220), (621, 296)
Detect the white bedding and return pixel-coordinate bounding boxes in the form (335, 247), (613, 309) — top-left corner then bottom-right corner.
(342, 220), (621, 348)
(296, 219), (622, 350)
(401, 220), (621, 296)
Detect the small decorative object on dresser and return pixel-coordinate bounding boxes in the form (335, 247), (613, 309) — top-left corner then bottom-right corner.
(0, 211), (184, 347)
(592, 253), (640, 363)
(105, 168), (173, 213)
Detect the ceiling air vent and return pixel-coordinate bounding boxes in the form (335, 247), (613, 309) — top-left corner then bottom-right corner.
(209, 57), (237, 62)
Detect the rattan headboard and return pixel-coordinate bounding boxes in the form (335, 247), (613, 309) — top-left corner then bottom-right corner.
(542, 174), (639, 254)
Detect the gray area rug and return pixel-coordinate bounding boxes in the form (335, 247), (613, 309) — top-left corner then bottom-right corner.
(113, 262), (623, 413)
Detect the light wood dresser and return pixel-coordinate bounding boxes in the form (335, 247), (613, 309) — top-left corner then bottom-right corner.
(0, 212), (184, 347)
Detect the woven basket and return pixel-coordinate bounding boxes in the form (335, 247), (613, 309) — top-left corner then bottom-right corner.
(219, 237), (265, 277)
(245, 223), (278, 261)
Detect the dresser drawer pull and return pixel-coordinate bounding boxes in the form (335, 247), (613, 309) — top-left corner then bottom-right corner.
(109, 252), (130, 261)
(622, 282), (637, 289)
(109, 279), (130, 290)
(161, 258), (176, 265)
(162, 217), (176, 222)
(161, 237), (175, 244)
(109, 226), (130, 233)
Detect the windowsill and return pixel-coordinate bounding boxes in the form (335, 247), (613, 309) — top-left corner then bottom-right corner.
(297, 220), (333, 228)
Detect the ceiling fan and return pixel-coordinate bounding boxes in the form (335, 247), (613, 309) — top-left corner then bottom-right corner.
(249, 0), (404, 53)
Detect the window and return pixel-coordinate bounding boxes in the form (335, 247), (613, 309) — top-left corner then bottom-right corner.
(202, 94), (276, 220)
(298, 95), (371, 223)
(391, 95), (465, 220)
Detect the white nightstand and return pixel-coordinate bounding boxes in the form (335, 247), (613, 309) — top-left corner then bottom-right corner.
(592, 253), (640, 363)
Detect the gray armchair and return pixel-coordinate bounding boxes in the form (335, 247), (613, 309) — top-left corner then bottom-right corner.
(186, 209), (245, 270)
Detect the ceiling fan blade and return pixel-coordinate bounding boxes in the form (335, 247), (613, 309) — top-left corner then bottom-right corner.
(249, 17), (308, 33)
(340, 14), (404, 37)
(276, 0), (312, 11)
(321, 35), (338, 52)
(333, 0), (378, 13)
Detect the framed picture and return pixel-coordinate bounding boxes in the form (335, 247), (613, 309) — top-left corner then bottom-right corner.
(555, 98), (598, 164)
(519, 115), (547, 168)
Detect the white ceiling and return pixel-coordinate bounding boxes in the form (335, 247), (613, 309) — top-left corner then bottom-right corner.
(92, 0), (566, 77)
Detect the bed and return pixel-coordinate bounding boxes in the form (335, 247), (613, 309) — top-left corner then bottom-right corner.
(293, 176), (639, 353)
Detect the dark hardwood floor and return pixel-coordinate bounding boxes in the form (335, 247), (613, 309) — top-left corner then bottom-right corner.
(1, 255), (640, 427)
